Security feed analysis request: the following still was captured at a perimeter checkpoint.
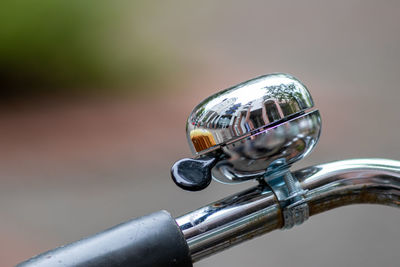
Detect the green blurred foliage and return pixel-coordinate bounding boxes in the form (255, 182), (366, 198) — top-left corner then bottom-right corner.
(0, 1), (173, 98)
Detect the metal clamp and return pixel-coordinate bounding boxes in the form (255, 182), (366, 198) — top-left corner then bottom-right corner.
(263, 169), (309, 229)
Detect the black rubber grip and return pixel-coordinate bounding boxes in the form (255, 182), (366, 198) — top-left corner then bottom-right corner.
(17, 210), (192, 267)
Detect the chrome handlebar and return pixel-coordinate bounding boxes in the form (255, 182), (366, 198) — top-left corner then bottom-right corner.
(176, 158), (400, 262)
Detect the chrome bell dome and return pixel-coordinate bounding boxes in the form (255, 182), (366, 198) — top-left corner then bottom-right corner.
(172, 73), (321, 190)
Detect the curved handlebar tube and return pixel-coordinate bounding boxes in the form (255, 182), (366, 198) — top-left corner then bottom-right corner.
(176, 159), (400, 262)
(17, 159), (400, 266)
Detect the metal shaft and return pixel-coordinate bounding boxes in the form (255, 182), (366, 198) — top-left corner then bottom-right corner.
(176, 158), (400, 262)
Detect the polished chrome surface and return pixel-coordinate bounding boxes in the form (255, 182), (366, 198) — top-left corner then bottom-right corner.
(176, 185), (282, 262)
(297, 159), (400, 215)
(212, 110), (321, 183)
(187, 73), (314, 154)
(176, 158), (400, 262)
(184, 73), (322, 184)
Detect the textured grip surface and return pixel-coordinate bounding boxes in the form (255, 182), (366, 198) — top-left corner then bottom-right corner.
(17, 210), (192, 267)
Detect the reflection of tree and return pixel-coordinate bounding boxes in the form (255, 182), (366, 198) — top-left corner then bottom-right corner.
(263, 83), (302, 102)
(262, 83), (312, 114)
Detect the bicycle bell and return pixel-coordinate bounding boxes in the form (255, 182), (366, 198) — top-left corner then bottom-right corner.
(171, 73), (321, 191)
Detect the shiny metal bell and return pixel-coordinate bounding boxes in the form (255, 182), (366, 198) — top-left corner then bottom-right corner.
(186, 73), (321, 184)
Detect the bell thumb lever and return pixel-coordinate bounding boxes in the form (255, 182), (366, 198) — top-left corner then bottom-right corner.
(171, 157), (217, 191)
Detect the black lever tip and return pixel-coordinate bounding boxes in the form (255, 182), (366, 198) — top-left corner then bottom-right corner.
(171, 157), (217, 191)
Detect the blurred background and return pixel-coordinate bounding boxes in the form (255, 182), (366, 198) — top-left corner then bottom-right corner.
(1, 1), (400, 266)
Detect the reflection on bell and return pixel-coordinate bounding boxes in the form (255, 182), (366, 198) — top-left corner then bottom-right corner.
(190, 129), (216, 152)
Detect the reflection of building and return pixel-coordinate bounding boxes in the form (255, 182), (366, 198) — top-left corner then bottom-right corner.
(187, 75), (314, 154)
(231, 98), (286, 137)
(194, 84), (306, 139)
(263, 99), (284, 123)
(195, 97), (238, 129)
(231, 87), (303, 137)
